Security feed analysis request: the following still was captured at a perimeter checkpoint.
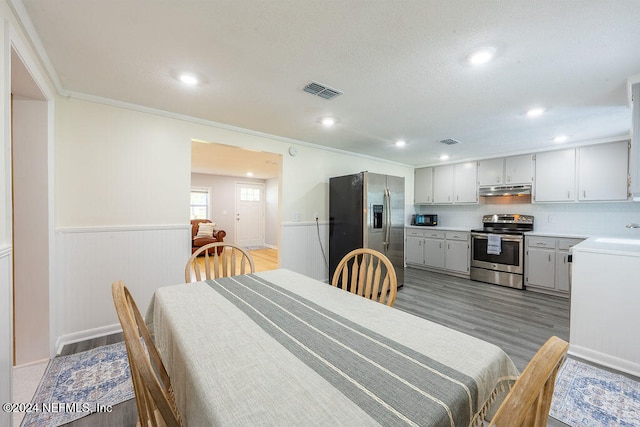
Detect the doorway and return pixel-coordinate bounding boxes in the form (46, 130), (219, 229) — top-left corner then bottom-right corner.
(190, 140), (282, 256)
(11, 47), (51, 366)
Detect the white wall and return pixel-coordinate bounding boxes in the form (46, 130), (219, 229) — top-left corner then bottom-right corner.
(265, 177), (278, 247)
(12, 98), (49, 365)
(0, 17), (12, 427)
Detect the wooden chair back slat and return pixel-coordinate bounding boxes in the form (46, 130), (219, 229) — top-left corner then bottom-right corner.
(111, 281), (183, 427)
(185, 242), (256, 282)
(489, 335), (569, 427)
(331, 248), (398, 307)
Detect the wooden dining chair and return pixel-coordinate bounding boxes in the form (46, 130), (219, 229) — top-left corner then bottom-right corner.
(489, 335), (569, 427)
(185, 242), (256, 282)
(111, 281), (183, 427)
(331, 248), (398, 307)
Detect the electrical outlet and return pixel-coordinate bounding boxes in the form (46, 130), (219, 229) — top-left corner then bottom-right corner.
(314, 212), (319, 221)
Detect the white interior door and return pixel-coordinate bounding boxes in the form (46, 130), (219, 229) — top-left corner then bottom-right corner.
(235, 182), (265, 248)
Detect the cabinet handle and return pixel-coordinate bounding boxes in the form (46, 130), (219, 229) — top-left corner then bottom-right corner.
(583, 190), (586, 198)
(496, 177), (500, 183)
(448, 244), (450, 249)
(567, 191), (571, 199)
(507, 176), (511, 182)
(439, 243), (442, 249)
(548, 254), (551, 262)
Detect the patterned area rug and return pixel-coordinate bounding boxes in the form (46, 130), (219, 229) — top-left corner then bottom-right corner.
(550, 358), (640, 426)
(22, 342), (134, 427)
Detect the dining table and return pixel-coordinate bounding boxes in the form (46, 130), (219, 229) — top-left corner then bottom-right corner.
(147, 268), (519, 427)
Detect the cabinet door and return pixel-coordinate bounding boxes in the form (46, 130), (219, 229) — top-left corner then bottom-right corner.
(534, 149), (576, 202)
(555, 252), (571, 292)
(478, 158), (504, 186)
(433, 165), (454, 204)
(453, 162), (478, 203)
(505, 154), (533, 185)
(414, 167), (433, 204)
(406, 236), (424, 265)
(424, 238), (445, 268)
(526, 248), (556, 289)
(578, 141), (629, 201)
(445, 240), (469, 273)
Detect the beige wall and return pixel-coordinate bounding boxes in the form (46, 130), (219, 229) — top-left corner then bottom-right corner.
(56, 97), (414, 229)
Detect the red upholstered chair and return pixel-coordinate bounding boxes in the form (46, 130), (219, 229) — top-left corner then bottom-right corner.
(191, 219), (226, 255)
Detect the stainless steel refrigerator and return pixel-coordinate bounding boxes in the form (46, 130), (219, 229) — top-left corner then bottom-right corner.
(329, 172), (405, 287)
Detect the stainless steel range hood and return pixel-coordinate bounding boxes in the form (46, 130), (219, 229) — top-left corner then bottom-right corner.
(479, 184), (532, 197)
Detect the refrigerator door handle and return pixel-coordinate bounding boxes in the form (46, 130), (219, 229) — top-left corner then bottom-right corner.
(384, 187), (391, 251)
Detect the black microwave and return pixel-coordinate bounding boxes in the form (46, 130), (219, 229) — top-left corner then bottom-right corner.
(412, 214), (438, 226)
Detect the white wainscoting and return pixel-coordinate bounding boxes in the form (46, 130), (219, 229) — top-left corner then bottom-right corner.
(0, 246), (13, 427)
(55, 225), (190, 351)
(281, 221), (329, 282)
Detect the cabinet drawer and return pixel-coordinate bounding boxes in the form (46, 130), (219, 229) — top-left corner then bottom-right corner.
(558, 238), (584, 250)
(527, 236), (556, 249)
(406, 229), (425, 237)
(424, 230), (446, 239)
(445, 232), (469, 242)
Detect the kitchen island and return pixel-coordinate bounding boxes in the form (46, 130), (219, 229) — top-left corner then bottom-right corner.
(570, 237), (640, 376)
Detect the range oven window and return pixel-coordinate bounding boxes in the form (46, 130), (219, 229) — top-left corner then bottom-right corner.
(472, 236), (521, 266)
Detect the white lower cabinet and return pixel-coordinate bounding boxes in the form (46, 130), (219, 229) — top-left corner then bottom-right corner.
(525, 236), (584, 296)
(406, 228), (469, 276)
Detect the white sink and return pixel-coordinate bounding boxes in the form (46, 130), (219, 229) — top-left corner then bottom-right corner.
(594, 237), (640, 246)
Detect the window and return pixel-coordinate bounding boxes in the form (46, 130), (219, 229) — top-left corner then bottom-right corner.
(240, 187), (261, 202)
(190, 189), (209, 219)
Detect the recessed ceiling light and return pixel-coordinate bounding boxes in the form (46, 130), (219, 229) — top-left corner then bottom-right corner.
(526, 107), (545, 117)
(395, 140), (406, 147)
(321, 117), (336, 127)
(468, 47), (496, 65)
(179, 73), (199, 86)
(440, 154), (449, 161)
(246, 172), (253, 177)
(554, 135), (568, 143)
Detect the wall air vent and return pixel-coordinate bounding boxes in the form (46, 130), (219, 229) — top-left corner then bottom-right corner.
(440, 138), (461, 145)
(303, 81), (342, 100)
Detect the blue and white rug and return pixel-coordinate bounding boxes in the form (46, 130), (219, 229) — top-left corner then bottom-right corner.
(22, 342), (134, 427)
(550, 358), (640, 426)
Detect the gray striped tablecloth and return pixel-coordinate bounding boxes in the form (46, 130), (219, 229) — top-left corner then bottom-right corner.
(150, 269), (518, 426)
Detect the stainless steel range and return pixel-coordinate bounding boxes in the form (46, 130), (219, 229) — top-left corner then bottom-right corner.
(470, 214), (534, 289)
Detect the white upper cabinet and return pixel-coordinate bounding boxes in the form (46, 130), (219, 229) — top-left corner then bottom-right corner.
(478, 158), (504, 186)
(453, 162), (478, 203)
(534, 149), (576, 202)
(414, 167), (433, 204)
(505, 154), (534, 185)
(478, 154), (533, 186)
(433, 162), (478, 204)
(433, 165), (454, 203)
(577, 141), (629, 201)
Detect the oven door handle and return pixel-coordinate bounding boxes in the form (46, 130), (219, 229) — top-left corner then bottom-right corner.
(471, 233), (523, 243)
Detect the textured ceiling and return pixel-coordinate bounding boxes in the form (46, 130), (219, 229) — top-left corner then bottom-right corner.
(18, 0), (640, 169)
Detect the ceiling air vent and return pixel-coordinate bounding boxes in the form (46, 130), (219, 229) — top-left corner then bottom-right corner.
(440, 138), (461, 145)
(303, 81), (342, 100)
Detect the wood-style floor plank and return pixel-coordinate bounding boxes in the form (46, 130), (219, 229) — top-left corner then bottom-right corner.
(59, 264), (570, 426)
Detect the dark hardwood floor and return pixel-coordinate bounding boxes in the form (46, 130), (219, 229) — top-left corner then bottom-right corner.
(59, 267), (571, 426)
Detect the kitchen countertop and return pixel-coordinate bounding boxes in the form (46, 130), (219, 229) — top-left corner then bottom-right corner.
(405, 226), (471, 232)
(524, 231), (589, 239)
(572, 237), (640, 257)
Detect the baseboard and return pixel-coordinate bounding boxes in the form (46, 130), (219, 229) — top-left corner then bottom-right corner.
(55, 323), (122, 355)
(568, 344), (640, 377)
(13, 358), (50, 369)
